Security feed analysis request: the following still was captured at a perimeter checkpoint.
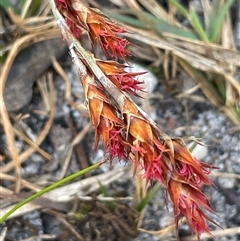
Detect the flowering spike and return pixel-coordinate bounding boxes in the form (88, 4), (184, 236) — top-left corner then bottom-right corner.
(97, 60), (146, 96)
(55, 0), (132, 60)
(168, 179), (220, 240)
(50, 0), (219, 239)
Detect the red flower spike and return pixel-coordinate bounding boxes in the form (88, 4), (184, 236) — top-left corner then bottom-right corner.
(124, 115), (219, 239)
(172, 139), (215, 187)
(97, 26), (132, 60)
(66, 19), (82, 39)
(168, 179), (219, 240)
(94, 111), (122, 154)
(55, 0), (132, 60)
(97, 60), (146, 96)
(55, 0), (83, 40)
(53, 1), (220, 238)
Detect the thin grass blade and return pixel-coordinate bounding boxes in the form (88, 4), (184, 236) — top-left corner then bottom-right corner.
(169, 0), (209, 42)
(107, 12), (200, 40)
(136, 182), (161, 212)
(98, 180), (115, 210)
(208, 0), (235, 43)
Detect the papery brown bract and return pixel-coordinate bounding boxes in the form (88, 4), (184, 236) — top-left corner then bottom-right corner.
(97, 60), (146, 96)
(172, 139), (214, 186)
(55, 0), (82, 39)
(56, 0), (132, 60)
(87, 85), (123, 151)
(168, 179), (219, 240)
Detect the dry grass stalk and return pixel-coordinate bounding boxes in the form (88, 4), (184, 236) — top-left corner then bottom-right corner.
(1, 73), (56, 173)
(14, 122), (52, 161)
(182, 226), (240, 241)
(51, 56), (87, 112)
(0, 165), (131, 219)
(0, 173), (42, 192)
(0, 32), (23, 193)
(134, 172), (148, 228)
(59, 122), (92, 179)
(0, 1), (60, 193)
(48, 0), (222, 239)
(48, 209), (85, 241)
(0, 227), (7, 241)
(20, 234), (58, 241)
(138, 224), (176, 239)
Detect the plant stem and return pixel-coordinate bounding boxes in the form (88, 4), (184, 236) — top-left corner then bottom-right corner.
(0, 160), (105, 223)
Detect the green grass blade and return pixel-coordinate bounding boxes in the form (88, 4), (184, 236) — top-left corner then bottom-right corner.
(136, 182), (161, 212)
(98, 180), (115, 211)
(107, 12), (200, 40)
(169, 0), (189, 16)
(208, 0), (235, 43)
(213, 75), (226, 101)
(190, 11), (210, 42)
(20, 0), (43, 17)
(169, 0), (209, 42)
(0, 160), (105, 223)
(142, 11), (200, 40)
(27, 0), (43, 16)
(107, 14), (147, 29)
(0, 0), (18, 12)
(0, 44), (7, 63)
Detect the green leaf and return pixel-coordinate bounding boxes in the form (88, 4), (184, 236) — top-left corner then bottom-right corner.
(189, 11), (209, 42)
(20, 0), (43, 18)
(169, 0), (210, 42)
(107, 12), (200, 40)
(108, 14), (147, 29)
(169, 0), (189, 16)
(212, 75), (226, 101)
(0, 0), (18, 12)
(98, 180), (115, 211)
(30, 0), (43, 15)
(145, 11), (201, 40)
(208, 0), (235, 43)
(136, 182), (161, 212)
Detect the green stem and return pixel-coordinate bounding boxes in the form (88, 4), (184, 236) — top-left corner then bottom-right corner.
(0, 160), (105, 223)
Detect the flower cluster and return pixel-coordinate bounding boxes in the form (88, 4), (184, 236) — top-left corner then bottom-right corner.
(55, 0), (131, 60)
(97, 60), (145, 96)
(83, 74), (218, 238)
(53, 0), (219, 239)
(168, 179), (217, 236)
